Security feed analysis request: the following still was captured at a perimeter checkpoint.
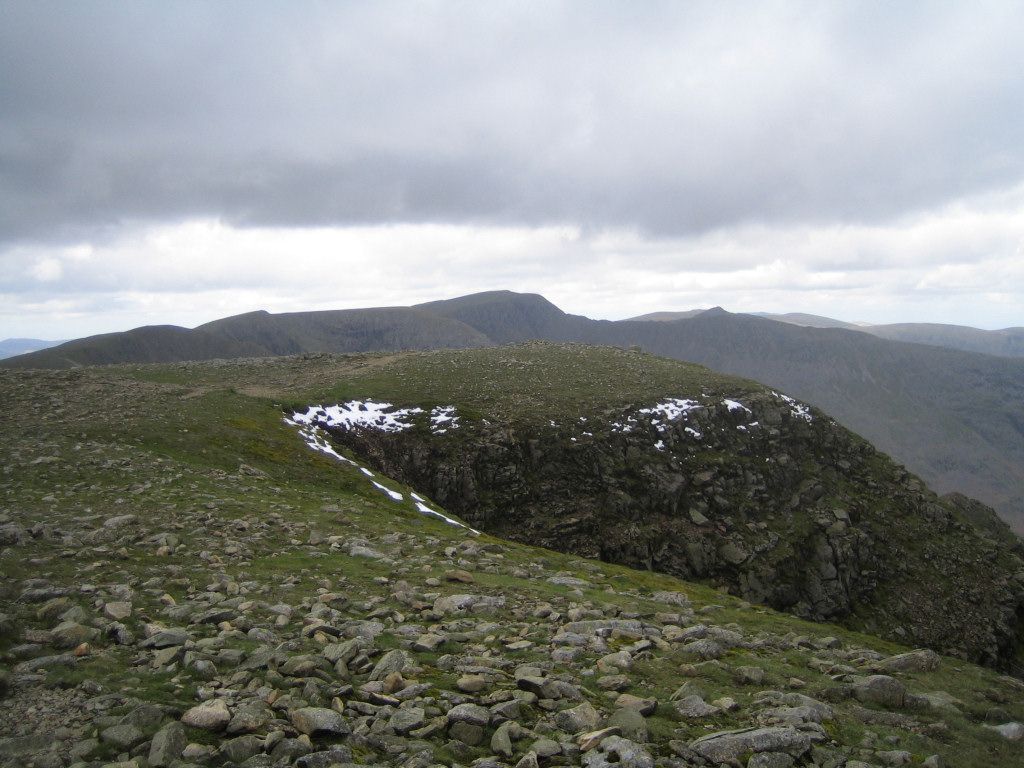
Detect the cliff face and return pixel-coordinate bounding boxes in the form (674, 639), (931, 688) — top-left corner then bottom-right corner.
(317, 389), (1024, 670)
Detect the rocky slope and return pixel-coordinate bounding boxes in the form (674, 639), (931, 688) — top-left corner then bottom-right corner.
(296, 344), (1024, 672)
(3, 351), (1024, 768)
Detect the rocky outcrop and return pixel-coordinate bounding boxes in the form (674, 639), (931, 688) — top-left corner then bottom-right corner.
(322, 390), (1024, 669)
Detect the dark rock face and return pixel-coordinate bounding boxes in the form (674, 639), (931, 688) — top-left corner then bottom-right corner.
(322, 392), (1024, 670)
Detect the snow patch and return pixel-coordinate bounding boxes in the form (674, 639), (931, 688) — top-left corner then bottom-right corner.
(371, 481), (403, 502)
(411, 492), (479, 532)
(637, 398), (702, 433)
(429, 406), (460, 434)
(772, 391), (813, 422)
(286, 417), (476, 532)
(723, 399), (751, 413)
(292, 401), (424, 433)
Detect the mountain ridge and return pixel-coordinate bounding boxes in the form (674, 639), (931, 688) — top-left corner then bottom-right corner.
(3, 290), (1023, 532)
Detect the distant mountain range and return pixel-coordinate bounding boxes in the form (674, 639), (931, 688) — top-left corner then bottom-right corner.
(634, 310), (1024, 358)
(0, 337), (64, 360)
(4, 290), (1023, 531)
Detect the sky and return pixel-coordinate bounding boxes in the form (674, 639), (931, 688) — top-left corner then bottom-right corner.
(2, 1), (1023, 339)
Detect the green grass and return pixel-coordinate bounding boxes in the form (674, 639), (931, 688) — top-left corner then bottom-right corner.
(2, 346), (1023, 768)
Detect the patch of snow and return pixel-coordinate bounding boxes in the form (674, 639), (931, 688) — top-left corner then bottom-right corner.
(685, 427), (702, 439)
(637, 398), (702, 433)
(430, 406), (460, 433)
(286, 418), (357, 466)
(654, 439), (666, 451)
(371, 481), (403, 502)
(723, 399), (751, 413)
(287, 417), (477, 532)
(292, 401), (424, 433)
(410, 492), (479, 532)
(772, 391), (813, 421)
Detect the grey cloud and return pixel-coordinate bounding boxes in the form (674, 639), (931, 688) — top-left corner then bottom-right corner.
(2, 1), (1024, 246)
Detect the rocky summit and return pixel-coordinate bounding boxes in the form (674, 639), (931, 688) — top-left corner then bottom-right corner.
(2, 345), (1024, 768)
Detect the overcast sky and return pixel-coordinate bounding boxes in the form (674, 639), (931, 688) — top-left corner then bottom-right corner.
(2, 1), (1023, 339)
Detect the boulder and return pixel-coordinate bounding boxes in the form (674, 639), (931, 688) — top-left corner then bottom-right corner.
(876, 649), (941, 674)
(148, 722), (188, 767)
(181, 699), (231, 731)
(853, 675), (907, 709)
(290, 707), (350, 736)
(554, 701), (602, 734)
(690, 726), (813, 763)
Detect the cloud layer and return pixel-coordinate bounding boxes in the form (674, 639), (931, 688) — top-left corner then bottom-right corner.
(1, 1), (1023, 336)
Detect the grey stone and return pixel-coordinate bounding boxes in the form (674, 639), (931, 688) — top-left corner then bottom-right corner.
(99, 724), (147, 750)
(103, 602), (132, 621)
(691, 727), (813, 762)
(51, 621), (99, 648)
(876, 649), (940, 674)
(491, 721), (517, 758)
(678, 638), (724, 660)
(583, 736), (653, 768)
(985, 721), (1024, 741)
(294, 747), (354, 768)
(221, 735), (264, 763)
(181, 699), (231, 731)
(675, 695), (719, 718)
(606, 708), (647, 742)
(388, 706), (425, 735)
(148, 722), (187, 767)
(290, 707), (349, 736)
(747, 754), (794, 768)
(447, 702), (491, 727)
(449, 721), (485, 746)
(369, 648), (409, 680)
(280, 653), (331, 677)
(853, 675), (907, 709)
(140, 628), (190, 648)
(531, 738), (562, 758)
(433, 593), (506, 615)
(554, 701), (602, 734)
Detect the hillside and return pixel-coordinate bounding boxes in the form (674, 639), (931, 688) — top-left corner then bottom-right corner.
(3, 347), (1024, 767)
(640, 311), (1024, 358)
(861, 323), (1024, 358)
(289, 344), (1024, 668)
(4, 290), (1023, 533)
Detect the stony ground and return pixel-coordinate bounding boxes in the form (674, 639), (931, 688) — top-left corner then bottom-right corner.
(2, 356), (1024, 768)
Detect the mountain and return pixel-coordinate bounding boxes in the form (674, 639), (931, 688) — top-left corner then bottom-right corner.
(862, 322), (1024, 358)
(0, 325), (266, 368)
(644, 311), (1024, 357)
(4, 348), (1022, 766)
(627, 309), (711, 322)
(2, 308), (490, 369)
(0, 338), (64, 359)
(197, 306), (491, 355)
(4, 290), (1023, 532)
(750, 312), (864, 330)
